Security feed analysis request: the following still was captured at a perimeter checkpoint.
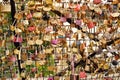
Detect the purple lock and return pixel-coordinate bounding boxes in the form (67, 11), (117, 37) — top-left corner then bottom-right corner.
(74, 19), (81, 25)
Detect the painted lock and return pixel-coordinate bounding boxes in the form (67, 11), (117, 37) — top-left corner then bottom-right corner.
(74, 4), (80, 12)
(51, 39), (58, 45)
(93, 0), (101, 4)
(26, 13), (32, 19)
(87, 21), (95, 29)
(74, 19), (81, 25)
(9, 55), (16, 62)
(45, 26), (53, 32)
(60, 17), (66, 22)
(13, 35), (23, 43)
(48, 77), (53, 80)
(31, 67), (37, 72)
(79, 71), (87, 79)
(28, 26), (36, 32)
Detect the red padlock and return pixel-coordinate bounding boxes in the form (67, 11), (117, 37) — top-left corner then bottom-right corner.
(13, 35), (23, 43)
(26, 13), (32, 19)
(93, 0), (101, 4)
(51, 39), (58, 45)
(87, 21), (95, 29)
(74, 4), (80, 12)
(60, 17), (66, 22)
(9, 55), (16, 62)
(79, 71), (87, 79)
(28, 26), (36, 32)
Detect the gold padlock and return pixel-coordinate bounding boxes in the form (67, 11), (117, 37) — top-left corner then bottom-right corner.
(103, 63), (109, 70)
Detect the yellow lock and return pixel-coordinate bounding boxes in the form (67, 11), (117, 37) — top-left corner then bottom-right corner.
(46, 0), (53, 5)
(14, 49), (20, 55)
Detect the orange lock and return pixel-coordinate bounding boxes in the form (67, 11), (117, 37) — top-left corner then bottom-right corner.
(80, 43), (86, 52)
(81, 4), (88, 11)
(103, 20), (108, 25)
(82, 18), (88, 23)
(112, 0), (119, 4)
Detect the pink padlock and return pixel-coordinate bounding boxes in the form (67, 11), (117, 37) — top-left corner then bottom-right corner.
(48, 77), (53, 80)
(13, 35), (23, 43)
(79, 71), (87, 79)
(26, 13), (32, 19)
(51, 39), (58, 45)
(93, 0), (101, 4)
(74, 19), (81, 25)
(45, 26), (53, 32)
(28, 26), (36, 32)
(31, 67), (37, 72)
(74, 4), (80, 12)
(60, 17), (66, 22)
(87, 21), (95, 29)
(65, 13), (72, 18)
(9, 56), (16, 62)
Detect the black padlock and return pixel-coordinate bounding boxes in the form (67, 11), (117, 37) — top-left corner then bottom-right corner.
(42, 13), (50, 21)
(112, 60), (118, 66)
